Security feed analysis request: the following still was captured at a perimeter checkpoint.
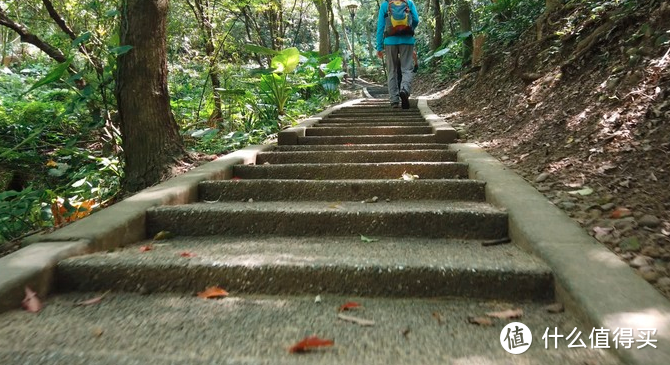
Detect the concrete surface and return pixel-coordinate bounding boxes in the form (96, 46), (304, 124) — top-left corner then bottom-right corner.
(305, 126), (433, 136)
(0, 293), (620, 365)
(198, 179), (486, 202)
(145, 200), (508, 239)
(255, 150), (458, 164)
(275, 143), (450, 151)
(56, 236), (551, 300)
(297, 134), (437, 145)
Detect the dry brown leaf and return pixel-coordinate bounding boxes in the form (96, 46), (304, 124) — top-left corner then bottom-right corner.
(337, 313), (375, 326)
(139, 245), (153, 252)
(197, 286), (229, 299)
(467, 316), (494, 326)
(92, 327), (104, 337)
(432, 311), (444, 325)
(179, 251), (197, 258)
(74, 290), (110, 306)
(485, 308), (523, 319)
(289, 336), (334, 353)
(22, 287), (42, 313)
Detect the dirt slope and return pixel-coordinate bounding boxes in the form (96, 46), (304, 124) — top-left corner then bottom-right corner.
(419, 1), (670, 298)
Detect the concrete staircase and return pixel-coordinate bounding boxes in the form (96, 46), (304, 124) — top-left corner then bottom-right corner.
(0, 99), (619, 364)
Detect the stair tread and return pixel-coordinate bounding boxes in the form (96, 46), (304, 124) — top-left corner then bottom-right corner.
(151, 200), (504, 214)
(60, 236), (545, 272)
(0, 293), (620, 365)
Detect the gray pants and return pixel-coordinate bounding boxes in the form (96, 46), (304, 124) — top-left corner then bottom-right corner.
(385, 44), (414, 104)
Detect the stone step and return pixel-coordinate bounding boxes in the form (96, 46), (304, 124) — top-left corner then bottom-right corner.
(316, 121), (428, 127)
(57, 236), (546, 300)
(328, 110), (422, 118)
(0, 292), (619, 365)
(297, 135), (436, 145)
(305, 126), (432, 136)
(274, 143), (450, 151)
(145, 200), (507, 239)
(199, 179), (486, 202)
(233, 162), (469, 180)
(255, 150), (457, 164)
(320, 116), (427, 123)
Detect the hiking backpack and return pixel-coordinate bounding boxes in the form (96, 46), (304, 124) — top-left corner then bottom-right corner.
(384, 0), (414, 37)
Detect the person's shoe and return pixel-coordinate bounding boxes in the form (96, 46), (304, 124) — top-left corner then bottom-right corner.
(400, 90), (410, 109)
(391, 102), (400, 108)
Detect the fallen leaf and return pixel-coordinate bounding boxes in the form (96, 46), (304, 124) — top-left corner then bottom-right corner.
(153, 231), (174, 240)
(344, 143), (354, 146)
(544, 303), (565, 313)
(179, 251), (197, 258)
(46, 159), (58, 167)
(92, 327), (104, 337)
(231, 177), (242, 181)
(467, 316), (494, 326)
(337, 313), (375, 326)
(362, 196), (379, 203)
(432, 311), (444, 325)
(289, 336), (334, 353)
(486, 308), (523, 319)
(22, 287), (42, 313)
(338, 301), (362, 312)
(139, 245), (153, 252)
(611, 207), (632, 219)
(568, 187), (593, 196)
(314, 295), (322, 304)
(401, 327), (411, 338)
(328, 202), (343, 209)
(360, 235), (379, 243)
(74, 290), (110, 306)
(197, 286), (229, 299)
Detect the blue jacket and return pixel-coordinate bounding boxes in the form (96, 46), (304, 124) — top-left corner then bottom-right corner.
(376, 0), (420, 51)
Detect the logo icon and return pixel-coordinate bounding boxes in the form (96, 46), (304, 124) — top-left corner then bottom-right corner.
(500, 322), (533, 354)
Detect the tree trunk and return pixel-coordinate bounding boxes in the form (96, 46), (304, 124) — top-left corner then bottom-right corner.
(456, 0), (473, 67)
(315, 0), (330, 56)
(116, 0), (184, 193)
(431, 0), (443, 51)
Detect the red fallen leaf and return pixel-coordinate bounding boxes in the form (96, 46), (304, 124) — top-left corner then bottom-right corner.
(289, 336), (334, 353)
(22, 287), (42, 313)
(338, 301), (362, 312)
(139, 245), (153, 252)
(197, 286), (229, 299)
(179, 251), (197, 258)
(611, 207), (632, 219)
(486, 308), (523, 319)
(344, 143), (354, 146)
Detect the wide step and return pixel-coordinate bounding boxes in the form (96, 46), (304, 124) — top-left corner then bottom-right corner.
(274, 143), (450, 151)
(298, 134), (436, 145)
(233, 162), (469, 179)
(199, 179), (486, 202)
(0, 293), (620, 365)
(255, 150), (457, 164)
(57, 236), (546, 300)
(305, 126), (432, 136)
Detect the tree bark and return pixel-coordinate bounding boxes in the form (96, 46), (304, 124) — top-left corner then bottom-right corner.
(456, 0), (473, 67)
(116, 0), (184, 193)
(431, 0), (443, 51)
(315, 0), (330, 56)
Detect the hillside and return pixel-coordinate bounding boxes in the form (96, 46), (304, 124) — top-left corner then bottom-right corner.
(418, 1), (670, 298)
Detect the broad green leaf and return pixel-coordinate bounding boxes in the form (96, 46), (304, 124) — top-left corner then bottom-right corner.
(24, 57), (73, 94)
(322, 57), (343, 73)
(72, 178), (87, 188)
(244, 44), (279, 56)
(271, 47), (300, 73)
(110, 45), (133, 55)
(72, 32), (91, 48)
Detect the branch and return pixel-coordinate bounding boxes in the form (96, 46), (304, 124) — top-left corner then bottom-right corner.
(41, 0), (76, 40)
(0, 6), (68, 63)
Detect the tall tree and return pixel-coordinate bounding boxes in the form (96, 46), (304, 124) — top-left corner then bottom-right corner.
(315, 0), (330, 56)
(431, 0), (443, 51)
(456, 0), (473, 67)
(185, 0), (223, 126)
(116, 0), (184, 192)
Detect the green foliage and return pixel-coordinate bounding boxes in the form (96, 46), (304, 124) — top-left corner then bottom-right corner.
(478, 0), (545, 47)
(0, 187), (51, 242)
